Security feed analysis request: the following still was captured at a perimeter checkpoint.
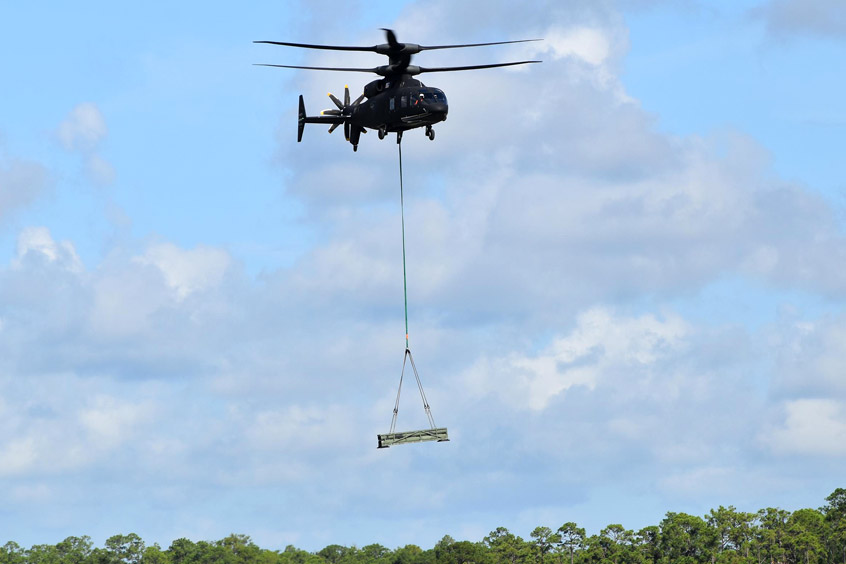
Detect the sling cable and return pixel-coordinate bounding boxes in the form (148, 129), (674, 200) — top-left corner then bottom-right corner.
(377, 140), (449, 449)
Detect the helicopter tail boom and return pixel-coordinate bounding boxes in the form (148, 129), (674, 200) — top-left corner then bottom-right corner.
(297, 94), (344, 142)
(298, 95), (306, 142)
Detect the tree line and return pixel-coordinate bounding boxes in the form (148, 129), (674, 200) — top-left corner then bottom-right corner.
(2, 488), (844, 564)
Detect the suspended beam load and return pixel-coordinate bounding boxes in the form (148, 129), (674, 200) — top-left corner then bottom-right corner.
(377, 427), (449, 448)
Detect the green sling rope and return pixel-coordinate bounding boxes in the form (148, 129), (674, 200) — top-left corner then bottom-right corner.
(389, 139), (436, 435)
(399, 141), (409, 349)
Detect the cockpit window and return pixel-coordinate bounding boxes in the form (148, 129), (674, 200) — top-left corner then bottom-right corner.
(417, 89), (447, 104)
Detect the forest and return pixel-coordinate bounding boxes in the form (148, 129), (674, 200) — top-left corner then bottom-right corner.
(2, 488), (844, 564)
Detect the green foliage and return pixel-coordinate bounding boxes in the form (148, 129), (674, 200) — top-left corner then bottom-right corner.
(658, 512), (714, 564)
(434, 537), (490, 564)
(555, 523), (584, 564)
(9, 489), (846, 564)
(0, 542), (26, 564)
(484, 527), (530, 564)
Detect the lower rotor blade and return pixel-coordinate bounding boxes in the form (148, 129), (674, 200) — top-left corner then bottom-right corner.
(254, 63), (380, 73)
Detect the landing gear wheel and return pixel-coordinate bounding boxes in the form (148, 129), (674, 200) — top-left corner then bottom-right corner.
(426, 126), (435, 141)
(378, 126), (387, 140)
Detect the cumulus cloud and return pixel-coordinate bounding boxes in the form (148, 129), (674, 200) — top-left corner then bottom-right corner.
(542, 26), (613, 65)
(57, 102), (108, 152)
(0, 159), (50, 221)
(753, 0), (846, 39)
(462, 308), (689, 410)
(133, 242), (232, 300)
(770, 313), (846, 397)
(764, 399), (846, 456)
(56, 102), (115, 185)
(13, 226), (83, 272)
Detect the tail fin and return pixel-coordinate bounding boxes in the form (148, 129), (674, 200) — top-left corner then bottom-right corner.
(297, 95), (306, 142)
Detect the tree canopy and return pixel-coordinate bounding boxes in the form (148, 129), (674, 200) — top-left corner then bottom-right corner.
(3, 489), (845, 564)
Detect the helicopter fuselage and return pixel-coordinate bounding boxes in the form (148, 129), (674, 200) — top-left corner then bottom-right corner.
(299, 75), (448, 149)
(355, 76), (448, 133)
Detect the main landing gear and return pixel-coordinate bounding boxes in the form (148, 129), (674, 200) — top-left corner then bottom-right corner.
(378, 125), (387, 139)
(425, 125), (435, 141)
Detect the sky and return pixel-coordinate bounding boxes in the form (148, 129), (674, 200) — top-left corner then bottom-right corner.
(1, 0), (846, 552)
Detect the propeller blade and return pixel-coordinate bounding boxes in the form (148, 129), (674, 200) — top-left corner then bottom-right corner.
(344, 85), (350, 107)
(416, 60), (541, 73)
(382, 29), (400, 48)
(328, 122), (341, 134)
(254, 63), (380, 73)
(328, 92), (344, 110)
(344, 121), (350, 141)
(321, 109), (342, 116)
(254, 40), (377, 52)
(351, 93), (365, 106)
(420, 38), (543, 51)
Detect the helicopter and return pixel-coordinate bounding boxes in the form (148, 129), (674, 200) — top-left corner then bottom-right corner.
(255, 29), (541, 151)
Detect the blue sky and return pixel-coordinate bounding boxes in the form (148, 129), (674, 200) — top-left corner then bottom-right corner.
(2, 0), (846, 553)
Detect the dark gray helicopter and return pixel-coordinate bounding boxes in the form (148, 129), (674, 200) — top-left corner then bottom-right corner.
(255, 29), (541, 151)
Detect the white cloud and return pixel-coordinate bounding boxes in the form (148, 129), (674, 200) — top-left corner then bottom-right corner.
(0, 438), (38, 477)
(79, 395), (153, 449)
(764, 399), (846, 456)
(0, 159), (50, 220)
(463, 308), (689, 411)
(56, 102), (115, 185)
(13, 226), (83, 272)
(771, 314), (846, 397)
(543, 27), (612, 65)
(133, 242), (232, 299)
(753, 0), (846, 39)
(57, 102), (108, 152)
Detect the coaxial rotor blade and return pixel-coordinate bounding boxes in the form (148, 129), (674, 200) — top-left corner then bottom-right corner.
(383, 29), (400, 48)
(328, 92), (344, 110)
(420, 38), (543, 51)
(254, 40), (377, 52)
(416, 60), (541, 73)
(254, 63), (381, 73)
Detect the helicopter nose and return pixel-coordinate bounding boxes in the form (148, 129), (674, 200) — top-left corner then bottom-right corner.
(428, 102), (448, 115)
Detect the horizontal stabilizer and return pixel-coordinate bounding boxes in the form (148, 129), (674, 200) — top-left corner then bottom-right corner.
(377, 428), (449, 448)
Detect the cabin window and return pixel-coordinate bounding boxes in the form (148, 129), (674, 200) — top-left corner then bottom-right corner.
(389, 98), (395, 111)
(401, 95), (407, 108)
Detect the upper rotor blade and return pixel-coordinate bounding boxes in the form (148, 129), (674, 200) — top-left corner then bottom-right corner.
(254, 64), (380, 73)
(382, 29), (400, 48)
(420, 38), (543, 51)
(416, 60), (542, 73)
(254, 40), (377, 52)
